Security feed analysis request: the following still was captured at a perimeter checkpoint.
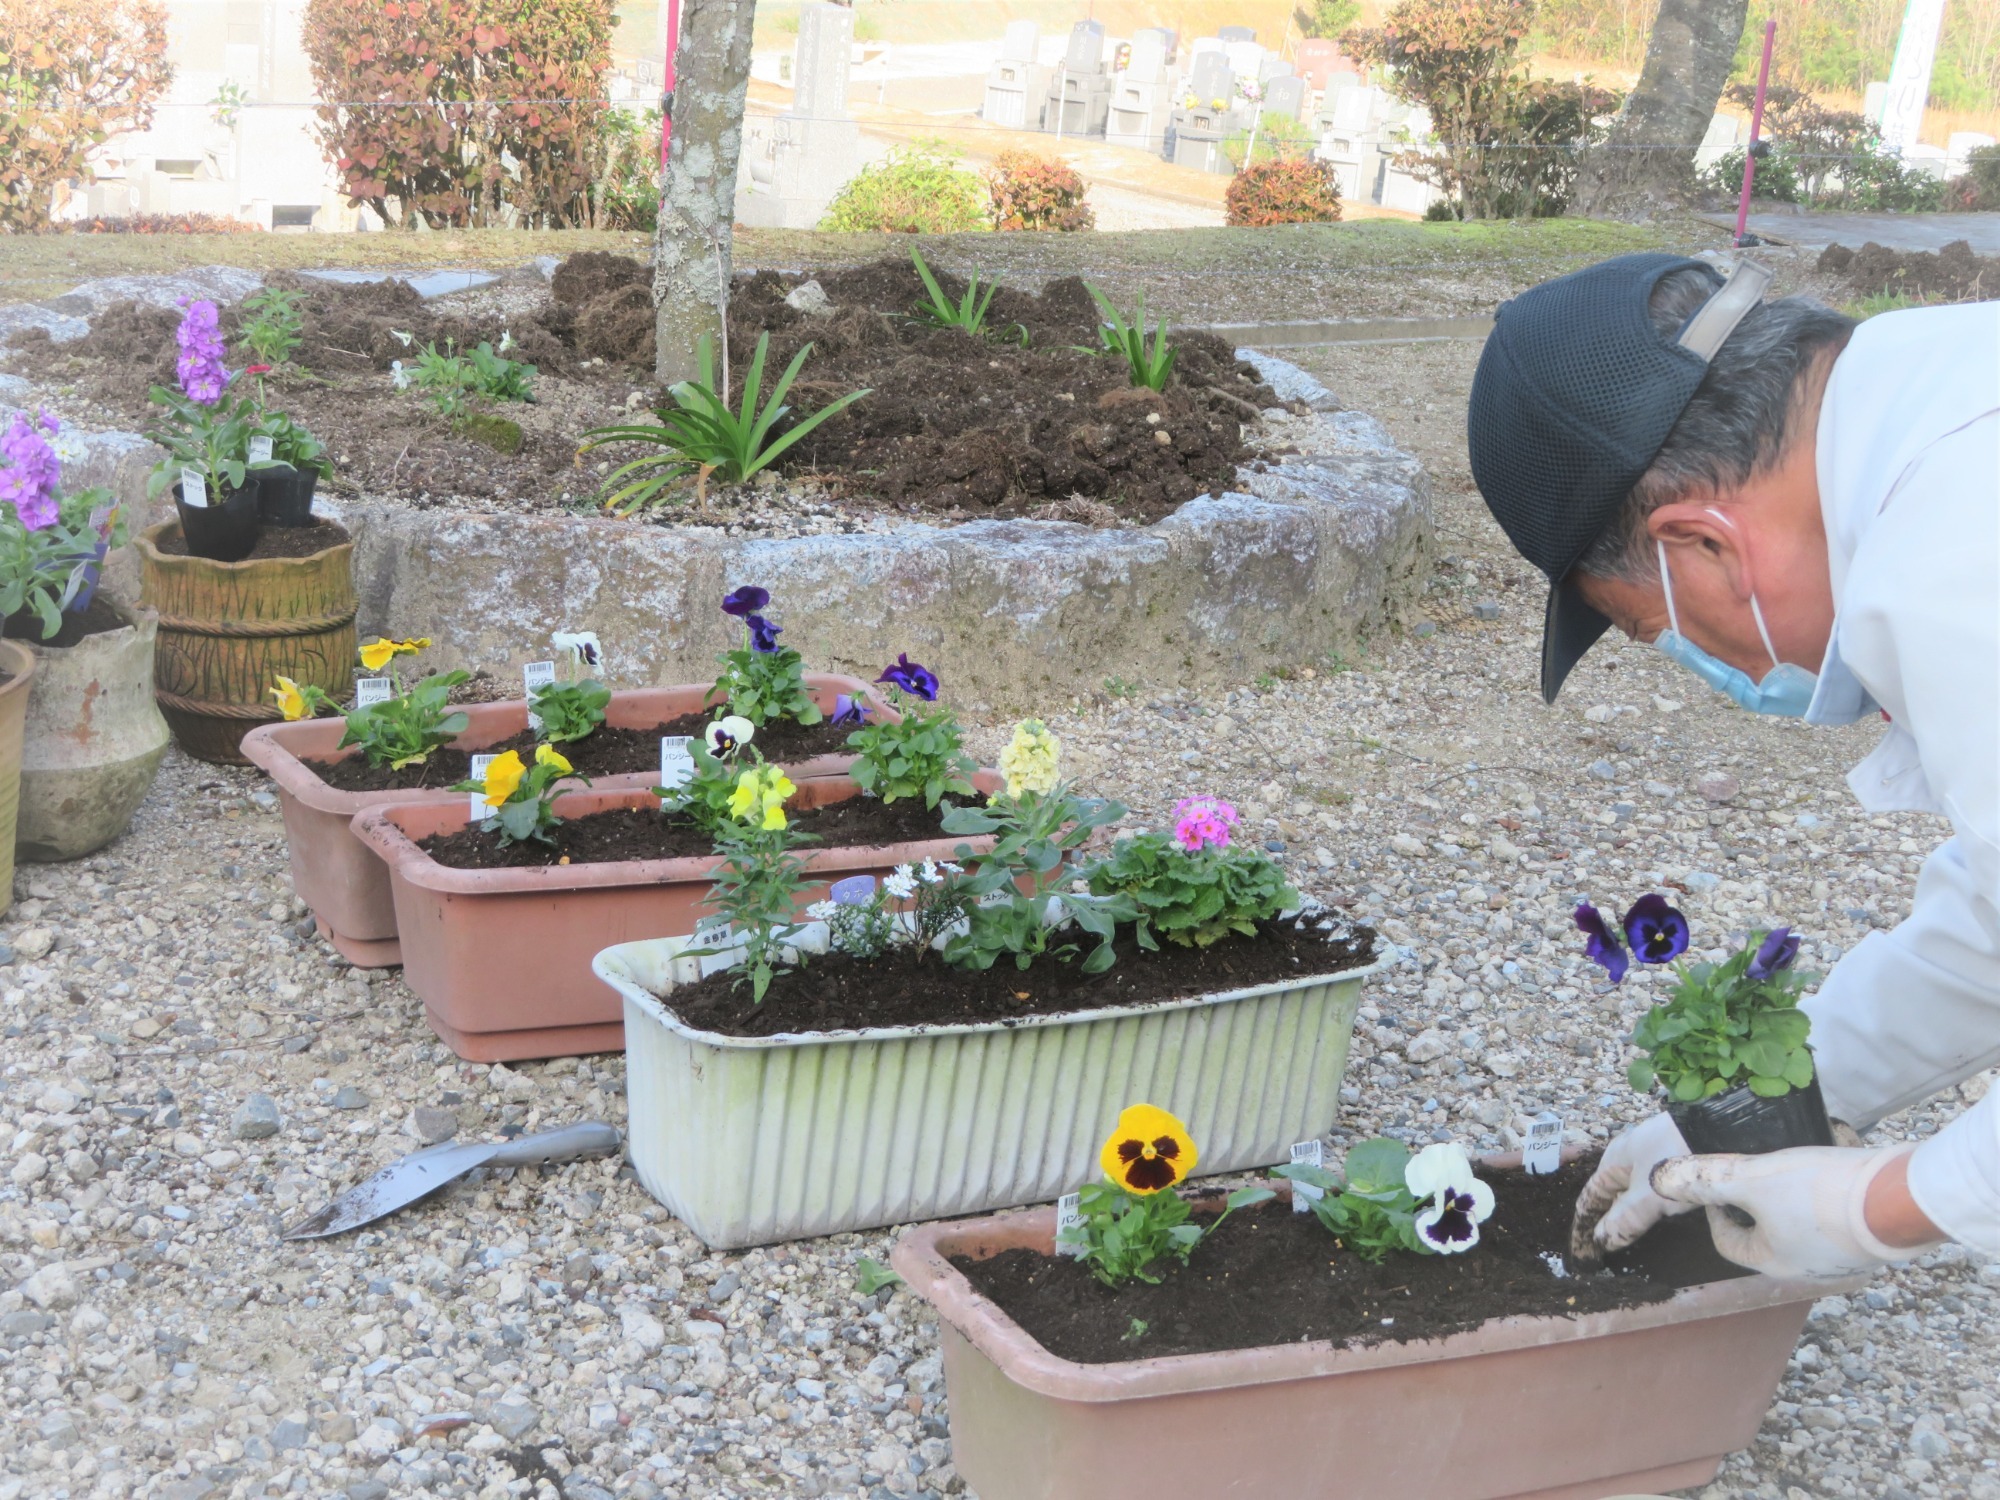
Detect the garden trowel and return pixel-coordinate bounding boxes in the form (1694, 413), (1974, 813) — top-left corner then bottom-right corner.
(281, 1120), (623, 1241)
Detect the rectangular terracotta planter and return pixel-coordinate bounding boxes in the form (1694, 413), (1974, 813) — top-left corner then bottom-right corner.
(241, 674), (885, 967)
(354, 775), (990, 1064)
(594, 930), (1387, 1250)
(891, 1160), (1869, 1500)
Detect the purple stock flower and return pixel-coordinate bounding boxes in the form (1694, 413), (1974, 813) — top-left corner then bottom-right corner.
(829, 875), (876, 906)
(1748, 926), (1800, 981)
(830, 693), (870, 726)
(0, 410), (61, 530)
(1574, 902), (1629, 983)
(745, 613), (783, 653)
(876, 653), (939, 702)
(1623, 893), (1690, 966)
(721, 585), (770, 617)
(175, 299), (229, 406)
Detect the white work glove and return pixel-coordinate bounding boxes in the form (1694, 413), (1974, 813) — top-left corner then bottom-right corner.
(1569, 1113), (1693, 1261)
(1649, 1146), (1942, 1280)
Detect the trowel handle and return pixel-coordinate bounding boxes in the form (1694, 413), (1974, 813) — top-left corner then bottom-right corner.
(488, 1121), (624, 1169)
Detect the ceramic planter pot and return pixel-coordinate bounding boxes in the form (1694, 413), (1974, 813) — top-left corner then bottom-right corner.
(241, 675), (889, 968)
(137, 517), (356, 765)
(17, 597), (171, 862)
(356, 771), (977, 1064)
(0, 642), (37, 915)
(891, 1157), (1870, 1500)
(1669, 1069), (1835, 1155)
(594, 930), (1387, 1250)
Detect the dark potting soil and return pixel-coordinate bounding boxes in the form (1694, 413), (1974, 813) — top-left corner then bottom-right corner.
(1817, 239), (1996, 303)
(3, 595), (125, 647)
(415, 790), (959, 870)
(953, 1155), (1748, 1364)
(155, 518), (349, 561)
(661, 919), (1376, 1038)
(304, 712), (857, 793)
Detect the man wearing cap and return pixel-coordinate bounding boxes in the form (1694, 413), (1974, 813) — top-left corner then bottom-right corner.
(1466, 252), (1998, 1280)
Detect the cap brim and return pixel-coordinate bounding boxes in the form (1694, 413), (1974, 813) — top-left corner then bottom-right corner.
(1540, 575), (1614, 705)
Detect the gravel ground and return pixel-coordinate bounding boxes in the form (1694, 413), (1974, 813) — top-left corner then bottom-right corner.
(3, 242), (1994, 1500)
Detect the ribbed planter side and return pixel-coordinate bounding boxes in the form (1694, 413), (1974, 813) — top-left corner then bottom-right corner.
(598, 934), (1384, 1250)
(18, 600), (170, 861)
(136, 519), (356, 765)
(0, 643), (39, 914)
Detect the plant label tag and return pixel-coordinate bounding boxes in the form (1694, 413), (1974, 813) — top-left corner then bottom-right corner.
(693, 917), (737, 977)
(1055, 1192), (1086, 1257)
(1523, 1112), (1564, 1176)
(1289, 1139), (1325, 1213)
(247, 436), (274, 464)
(658, 736), (694, 793)
(179, 468), (209, 508)
(468, 753), (497, 822)
(553, 630), (604, 674)
(523, 659), (557, 732)
(354, 677), (393, 708)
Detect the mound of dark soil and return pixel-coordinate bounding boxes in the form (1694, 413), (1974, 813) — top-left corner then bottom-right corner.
(1817, 238), (1996, 302)
(551, 250), (647, 309)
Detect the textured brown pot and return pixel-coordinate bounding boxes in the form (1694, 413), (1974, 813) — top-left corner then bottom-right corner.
(136, 518), (356, 765)
(240, 675), (890, 968)
(0, 643), (38, 915)
(892, 1159), (1870, 1500)
(17, 598), (171, 861)
(353, 772), (997, 1063)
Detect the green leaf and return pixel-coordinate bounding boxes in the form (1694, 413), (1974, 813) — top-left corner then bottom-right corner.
(1342, 1138), (1411, 1195)
(854, 1257), (902, 1295)
(1747, 1075), (1792, 1097)
(1782, 1047), (1816, 1088)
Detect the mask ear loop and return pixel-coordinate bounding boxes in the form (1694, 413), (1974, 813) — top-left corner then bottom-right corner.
(1704, 507), (1784, 670)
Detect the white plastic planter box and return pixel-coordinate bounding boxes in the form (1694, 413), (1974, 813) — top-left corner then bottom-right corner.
(593, 932), (1388, 1249)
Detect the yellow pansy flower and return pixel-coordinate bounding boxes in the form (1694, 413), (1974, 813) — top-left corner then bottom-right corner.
(534, 743), (573, 775)
(1099, 1103), (1197, 1195)
(998, 718), (1061, 799)
(357, 637), (428, 671)
(481, 749), (526, 807)
(270, 676), (308, 722)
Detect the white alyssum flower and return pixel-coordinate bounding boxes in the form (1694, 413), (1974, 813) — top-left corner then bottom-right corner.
(806, 901), (839, 923)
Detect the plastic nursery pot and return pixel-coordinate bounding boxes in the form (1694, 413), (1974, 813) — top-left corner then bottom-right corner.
(594, 931), (1388, 1250)
(240, 674), (892, 969)
(173, 474), (262, 563)
(889, 1152), (1872, 1500)
(254, 463), (319, 527)
(1667, 1068), (1836, 1156)
(353, 772), (991, 1065)
(16, 596), (171, 862)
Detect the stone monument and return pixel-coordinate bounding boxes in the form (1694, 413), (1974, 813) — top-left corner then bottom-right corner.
(1044, 20), (1111, 138)
(734, 3), (859, 229)
(1107, 29), (1175, 152)
(983, 20), (1048, 131)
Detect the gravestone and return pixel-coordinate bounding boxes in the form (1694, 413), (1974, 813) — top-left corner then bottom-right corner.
(1108, 30), (1175, 149)
(1225, 40), (1265, 82)
(1002, 19), (1040, 61)
(1263, 75), (1305, 122)
(735, 3), (859, 228)
(1296, 38), (1343, 90)
(1259, 55), (1295, 83)
(1132, 26), (1177, 65)
(986, 21), (1049, 130)
(1064, 19), (1107, 75)
(1187, 51), (1234, 108)
(1217, 25), (1256, 42)
(791, 1), (850, 122)
(1125, 29), (1171, 83)
(1046, 19), (1111, 136)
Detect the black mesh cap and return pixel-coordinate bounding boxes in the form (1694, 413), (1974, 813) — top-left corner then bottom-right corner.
(1467, 253), (1721, 702)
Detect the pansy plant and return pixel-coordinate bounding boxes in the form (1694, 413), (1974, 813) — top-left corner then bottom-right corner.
(529, 677), (611, 744)
(710, 586), (822, 727)
(1582, 892), (1820, 1102)
(1084, 795), (1298, 950)
(1274, 1138), (1494, 1261)
(845, 653), (977, 809)
(702, 764), (818, 1002)
(659, 715), (761, 837)
(455, 744), (588, 846)
(270, 638), (467, 769)
(1058, 1104), (1274, 1287)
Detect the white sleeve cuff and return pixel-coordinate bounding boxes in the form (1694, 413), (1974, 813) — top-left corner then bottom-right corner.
(1905, 1089), (2000, 1255)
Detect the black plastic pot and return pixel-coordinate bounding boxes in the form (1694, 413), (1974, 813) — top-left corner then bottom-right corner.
(1667, 1069), (1835, 1155)
(174, 474), (262, 563)
(255, 462), (319, 527)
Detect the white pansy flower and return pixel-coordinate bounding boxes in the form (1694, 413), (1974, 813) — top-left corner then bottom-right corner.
(705, 716), (755, 756)
(1405, 1141), (1495, 1255)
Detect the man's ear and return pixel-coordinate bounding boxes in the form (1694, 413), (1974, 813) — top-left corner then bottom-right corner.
(1646, 503), (1752, 601)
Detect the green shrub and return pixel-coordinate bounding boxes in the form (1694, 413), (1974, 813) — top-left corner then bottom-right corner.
(1225, 157), (1343, 226)
(1222, 113), (1320, 169)
(821, 142), (989, 234)
(1954, 145), (2000, 211)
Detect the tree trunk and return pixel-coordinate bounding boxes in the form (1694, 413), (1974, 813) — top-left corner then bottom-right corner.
(652, 0), (757, 386)
(1574, 0), (1748, 219)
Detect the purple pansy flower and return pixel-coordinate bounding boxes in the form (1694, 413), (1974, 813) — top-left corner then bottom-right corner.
(745, 613), (783, 653)
(0, 410), (62, 530)
(1623, 893), (1690, 965)
(1574, 901), (1629, 983)
(721, 585), (770, 617)
(829, 875), (876, 906)
(876, 653), (939, 702)
(1747, 926), (1800, 981)
(830, 693), (870, 726)
(174, 298), (229, 406)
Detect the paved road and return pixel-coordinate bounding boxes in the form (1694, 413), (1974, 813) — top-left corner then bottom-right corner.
(1700, 209), (2000, 254)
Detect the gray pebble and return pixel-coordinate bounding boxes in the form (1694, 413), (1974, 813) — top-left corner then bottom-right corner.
(232, 1093), (283, 1140)
(330, 1086), (369, 1111)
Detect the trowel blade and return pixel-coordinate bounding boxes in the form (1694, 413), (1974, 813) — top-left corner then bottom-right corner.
(280, 1139), (502, 1241)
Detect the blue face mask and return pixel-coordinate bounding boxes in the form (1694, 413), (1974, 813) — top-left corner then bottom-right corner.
(1654, 540), (1820, 717)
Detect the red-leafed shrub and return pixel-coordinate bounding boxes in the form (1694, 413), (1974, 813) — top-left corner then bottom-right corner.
(987, 150), (1095, 232)
(54, 212), (264, 234)
(1225, 157), (1343, 226)
(0, 0), (172, 232)
(301, 0), (618, 229)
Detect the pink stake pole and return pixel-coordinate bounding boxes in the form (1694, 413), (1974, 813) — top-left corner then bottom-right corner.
(1734, 20), (1776, 247)
(658, 0), (680, 168)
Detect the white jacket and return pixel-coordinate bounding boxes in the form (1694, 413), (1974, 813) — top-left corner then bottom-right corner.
(1798, 301), (2000, 1251)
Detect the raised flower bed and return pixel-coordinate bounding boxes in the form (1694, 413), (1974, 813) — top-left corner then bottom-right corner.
(890, 1145), (1868, 1500)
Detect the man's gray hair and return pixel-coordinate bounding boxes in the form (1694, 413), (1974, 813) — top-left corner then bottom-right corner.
(1575, 267), (1856, 584)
